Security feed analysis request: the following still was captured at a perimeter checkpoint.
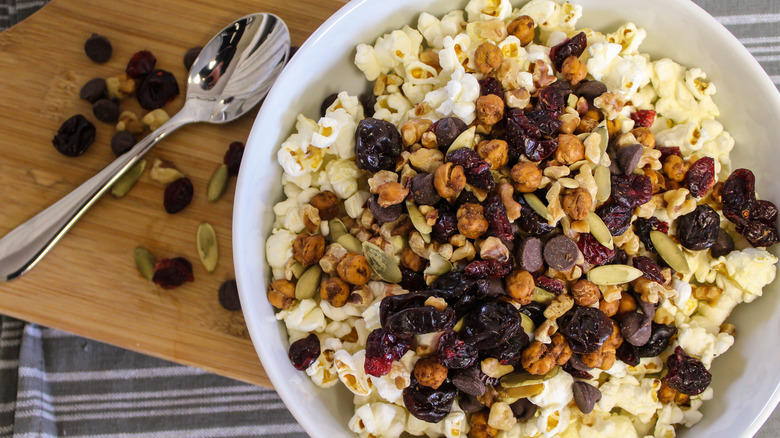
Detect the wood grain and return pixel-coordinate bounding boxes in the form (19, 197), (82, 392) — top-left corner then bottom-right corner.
(0, 0), (346, 388)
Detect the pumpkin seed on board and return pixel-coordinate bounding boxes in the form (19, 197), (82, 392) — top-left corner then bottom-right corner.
(295, 265), (322, 300)
(196, 222), (219, 273)
(424, 253), (452, 276)
(111, 159), (146, 198)
(133, 246), (156, 281)
(650, 231), (691, 274)
(446, 126), (477, 154)
(207, 164), (229, 202)
(594, 165), (611, 203)
(362, 241), (402, 283)
(523, 193), (553, 221)
(585, 212), (614, 250)
(587, 264), (643, 285)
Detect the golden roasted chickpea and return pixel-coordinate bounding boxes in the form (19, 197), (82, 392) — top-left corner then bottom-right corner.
(336, 253), (371, 285)
(475, 42), (504, 75)
(571, 279), (601, 307)
(457, 203), (489, 239)
(663, 155), (688, 182)
(616, 292), (638, 317)
(631, 126), (656, 149)
(292, 233), (326, 267)
(476, 94), (505, 126)
(320, 277), (351, 307)
(599, 297), (620, 317)
(470, 411), (498, 438)
(555, 134), (586, 165)
(434, 162), (467, 202)
(561, 55), (587, 85)
(561, 187), (593, 221)
(507, 15), (535, 46)
(268, 279), (296, 309)
(309, 191), (339, 220)
(505, 270), (535, 305)
(576, 108), (602, 133)
(413, 355), (448, 389)
(510, 161), (542, 193)
(401, 247), (426, 272)
(476, 139), (509, 170)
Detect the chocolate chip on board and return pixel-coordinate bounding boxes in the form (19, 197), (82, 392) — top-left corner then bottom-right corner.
(183, 46), (202, 71)
(84, 34), (112, 63)
(79, 78), (107, 103)
(218, 280), (242, 311)
(111, 131), (136, 156)
(92, 98), (120, 123)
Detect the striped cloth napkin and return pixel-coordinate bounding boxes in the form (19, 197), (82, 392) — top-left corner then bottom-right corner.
(1, 0), (779, 437)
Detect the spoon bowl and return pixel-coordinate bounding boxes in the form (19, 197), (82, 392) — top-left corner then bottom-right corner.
(0, 12), (290, 281)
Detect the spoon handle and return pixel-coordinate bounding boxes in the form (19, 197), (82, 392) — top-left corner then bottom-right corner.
(0, 108), (197, 281)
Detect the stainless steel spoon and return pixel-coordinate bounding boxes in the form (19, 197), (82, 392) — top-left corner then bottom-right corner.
(0, 13), (290, 281)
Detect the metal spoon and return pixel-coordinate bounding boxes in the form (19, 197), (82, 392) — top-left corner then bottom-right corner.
(0, 13), (290, 281)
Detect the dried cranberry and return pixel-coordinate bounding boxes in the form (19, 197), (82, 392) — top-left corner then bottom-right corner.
(164, 178), (194, 214)
(576, 233), (613, 266)
(438, 331), (478, 369)
(459, 301), (522, 349)
(536, 82), (572, 115)
(517, 199), (556, 236)
(739, 221), (780, 247)
(506, 108), (541, 138)
(432, 271), (470, 300)
(636, 323), (677, 357)
(380, 292), (456, 335)
(722, 168), (756, 226)
(400, 269), (427, 292)
(359, 91), (377, 117)
(355, 118), (402, 172)
(685, 157), (716, 197)
(433, 117), (467, 151)
(475, 279), (504, 298)
(288, 334), (320, 371)
(447, 148), (489, 172)
(526, 109), (563, 137)
(616, 341), (640, 366)
(136, 69), (179, 110)
(630, 109), (656, 128)
(223, 141), (245, 175)
(657, 146), (682, 163)
(549, 32), (587, 71)
(611, 174), (652, 208)
(559, 307), (614, 354)
(596, 202), (633, 236)
(677, 204), (720, 250)
(485, 195), (514, 242)
(633, 217), (669, 253)
(126, 50), (157, 78)
(403, 377), (457, 423)
(753, 200), (778, 223)
(632, 256), (665, 283)
(365, 328), (413, 377)
(609, 248), (629, 265)
(152, 257), (194, 289)
(432, 210), (458, 243)
(464, 258), (514, 279)
(481, 334), (529, 367)
(526, 138), (559, 162)
(664, 346), (712, 395)
(479, 77), (504, 97)
(52, 114), (96, 157)
(536, 275), (565, 295)
(466, 170), (496, 192)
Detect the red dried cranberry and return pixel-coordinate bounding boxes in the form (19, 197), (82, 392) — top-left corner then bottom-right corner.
(630, 109), (656, 128)
(365, 328), (413, 377)
(223, 141), (245, 175)
(485, 195), (514, 242)
(479, 77), (504, 97)
(447, 148), (488, 171)
(677, 204), (720, 250)
(536, 82), (572, 115)
(578, 233), (615, 266)
(516, 198), (555, 236)
(633, 217), (669, 253)
(431, 271), (470, 300)
(611, 174), (652, 208)
(459, 301), (522, 349)
(52, 114), (96, 157)
(549, 32), (587, 71)
(657, 146), (682, 163)
(685, 157), (716, 197)
(722, 168), (756, 225)
(596, 202), (633, 236)
(536, 275), (565, 295)
(136, 69), (179, 110)
(363, 356), (393, 377)
(403, 377), (457, 423)
(288, 334), (320, 371)
(432, 210), (458, 243)
(664, 346), (712, 395)
(637, 323), (677, 357)
(464, 258), (514, 279)
(632, 256), (665, 283)
(126, 50), (157, 78)
(433, 117), (467, 151)
(559, 307), (614, 354)
(164, 178), (194, 214)
(355, 118), (402, 172)
(753, 200), (778, 223)
(438, 331), (478, 369)
(400, 269), (427, 292)
(152, 257), (194, 289)
(526, 108), (563, 137)
(616, 341), (640, 366)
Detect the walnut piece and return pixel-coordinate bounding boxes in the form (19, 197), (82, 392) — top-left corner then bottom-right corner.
(319, 243), (347, 274)
(479, 236), (509, 261)
(267, 279), (296, 309)
(521, 333), (572, 375)
(470, 411), (498, 438)
(409, 147), (444, 173)
(376, 182), (409, 207)
(336, 253), (371, 285)
(497, 183), (522, 222)
(401, 247), (426, 271)
(116, 111), (144, 134)
(320, 277), (351, 307)
(505, 88), (530, 110)
(292, 233), (326, 267)
(302, 204), (321, 233)
(401, 118), (433, 147)
(434, 162), (466, 202)
(543, 294), (575, 320)
(475, 42), (504, 75)
(457, 203), (489, 239)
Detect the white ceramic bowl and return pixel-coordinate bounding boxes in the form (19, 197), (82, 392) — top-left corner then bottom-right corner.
(234, 0), (780, 437)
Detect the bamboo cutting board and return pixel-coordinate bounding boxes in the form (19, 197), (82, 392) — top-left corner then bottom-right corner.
(0, 0), (347, 388)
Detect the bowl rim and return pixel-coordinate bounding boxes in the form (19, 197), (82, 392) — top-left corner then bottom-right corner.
(233, 0), (780, 437)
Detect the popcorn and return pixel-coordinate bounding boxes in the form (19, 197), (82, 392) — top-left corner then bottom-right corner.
(712, 248), (778, 300)
(275, 299), (326, 333)
(676, 316), (734, 368)
(465, 0), (513, 22)
(334, 349), (374, 396)
(265, 229), (295, 271)
(606, 23), (647, 55)
(345, 190), (371, 219)
(418, 11), (465, 49)
(306, 337), (342, 388)
(326, 158), (361, 200)
(423, 67), (480, 123)
(355, 44), (383, 81)
(348, 402), (407, 438)
(597, 375), (661, 424)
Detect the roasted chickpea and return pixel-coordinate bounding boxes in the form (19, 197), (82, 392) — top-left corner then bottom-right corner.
(457, 203), (489, 239)
(320, 277), (351, 307)
(510, 161), (542, 193)
(663, 155), (688, 182)
(561, 55), (587, 85)
(414, 355), (448, 389)
(506, 270), (535, 305)
(507, 15), (535, 46)
(268, 279), (296, 309)
(476, 139), (509, 169)
(631, 126), (656, 149)
(310, 191), (340, 220)
(476, 94), (505, 126)
(292, 233), (326, 267)
(555, 134), (586, 165)
(561, 187), (593, 220)
(475, 42), (504, 75)
(401, 247), (426, 271)
(336, 253), (371, 285)
(571, 279), (601, 307)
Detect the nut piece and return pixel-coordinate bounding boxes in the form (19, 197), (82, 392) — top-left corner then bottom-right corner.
(310, 191), (340, 220)
(106, 73), (135, 99)
(632, 126), (655, 149)
(521, 333), (572, 375)
(142, 109), (170, 131)
(616, 293), (637, 317)
(555, 134), (586, 165)
(475, 42), (504, 75)
(505, 88), (531, 110)
(457, 203), (489, 239)
(476, 94), (505, 126)
(376, 182), (409, 207)
(401, 118), (433, 147)
(644, 168), (666, 194)
(510, 162), (542, 193)
(409, 147), (445, 173)
(401, 247), (426, 271)
(693, 285), (722, 302)
(479, 237), (510, 261)
(434, 162), (467, 202)
(149, 158), (185, 185)
(543, 294), (574, 320)
(581, 320), (622, 370)
(487, 401), (517, 431)
(470, 411), (498, 438)
(599, 296), (621, 317)
(319, 243), (348, 274)
(268, 279), (296, 309)
(336, 252), (371, 285)
(498, 183), (522, 221)
(421, 131), (438, 149)
(292, 233), (326, 267)
(413, 355), (448, 389)
(117, 111), (144, 134)
(320, 277), (351, 307)
(561, 187), (593, 221)
(561, 55), (587, 85)
(663, 155), (688, 182)
(577, 108), (601, 133)
(571, 279), (601, 307)
(506, 270), (535, 304)
(507, 15), (535, 46)
(476, 139), (509, 170)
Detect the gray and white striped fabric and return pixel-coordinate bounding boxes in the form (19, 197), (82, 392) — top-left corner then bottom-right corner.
(1, 0), (779, 437)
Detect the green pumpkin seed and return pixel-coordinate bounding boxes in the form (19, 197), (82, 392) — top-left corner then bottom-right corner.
(500, 366), (559, 388)
(424, 253), (452, 276)
(362, 241), (402, 283)
(501, 383), (545, 400)
(207, 164), (229, 202)
(650, 231), (690, 274)
(446, 126), (476, 154)
(532, 286), (555, 304)
(595, 165), (611, 203)
(453, 316), (466, 332)
(585, 212), (614, 250)
(558, 177), (579, 189)
(328, 218), (348, 242)
(196, 222), (218, 273)
(587, 264), (644, 285)
(290, 262), (305, 279)
(407, 201), (432, 235)
(595, 122), (609, 159)
(337, 234), (363, 254)
(133, 246), (156, 281)
(111, 159), (146, 198)
(523, 193), (553, 221)
(295, 265), (322, 300)
(520, 313), (535, 336)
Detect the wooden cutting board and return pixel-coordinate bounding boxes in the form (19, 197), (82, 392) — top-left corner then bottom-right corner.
(0, 0), (347, 388)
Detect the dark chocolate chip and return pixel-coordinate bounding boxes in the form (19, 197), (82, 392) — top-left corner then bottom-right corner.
(451, 367), (486, 397)
(111, 131), (136, 156)
(79, 78), (107, 103)
(710, 228), (735, 258)
(574, 80), (607, 102)
(543, 234), (578, 271)
(620, 312), (652, 346)
(457, 394), (485, 413)
(410, 173), (441, 205)
(367, 195), (402, 223)
(616, 144), (644, 175)
(84, 34), (112, 63)
(509, 398), (537, 420)
(218, 279), (241, 311)
(572, 381), (602, 414)
(320, 93), (338, 117)
(516, 237), (544, 273)
(183, 46), (202, 71)
(92, 98), (120, 123)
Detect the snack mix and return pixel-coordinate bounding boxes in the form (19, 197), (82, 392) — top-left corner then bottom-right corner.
(265, 0), (779, 437)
